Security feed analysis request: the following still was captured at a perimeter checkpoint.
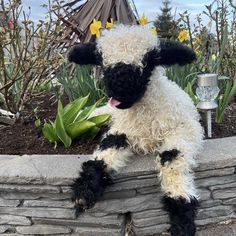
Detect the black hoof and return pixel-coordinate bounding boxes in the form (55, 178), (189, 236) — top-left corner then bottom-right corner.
(71, 159), (111, 217)
(163, 196), (199, 236)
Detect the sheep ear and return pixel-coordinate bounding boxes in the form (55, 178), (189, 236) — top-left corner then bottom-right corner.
(68, 42), (102, 65)
(158, 40), (196, 66)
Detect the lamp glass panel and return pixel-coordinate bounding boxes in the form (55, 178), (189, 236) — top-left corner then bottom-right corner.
(196, 86), (220, 101)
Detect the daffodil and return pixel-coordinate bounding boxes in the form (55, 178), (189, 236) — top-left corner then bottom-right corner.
(139, 14), (148, 26)
(90, 19), (102, 38)
(178, 30), (189, 42)
(106, 18), (114, 29)
(150, 26), (157, 35)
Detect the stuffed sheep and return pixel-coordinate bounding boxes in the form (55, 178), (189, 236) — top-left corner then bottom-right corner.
(68, 25), (204, 236)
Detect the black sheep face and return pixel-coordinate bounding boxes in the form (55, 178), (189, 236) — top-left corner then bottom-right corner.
(68, 25), (196, 109)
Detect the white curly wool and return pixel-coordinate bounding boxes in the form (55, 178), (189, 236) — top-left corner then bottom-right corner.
(97, 25), (159, 67)
(93, 25), (204, 200)
(109, 66), (204, 160)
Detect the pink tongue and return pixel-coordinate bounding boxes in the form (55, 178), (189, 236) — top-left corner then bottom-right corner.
(108, 97), (121, 108)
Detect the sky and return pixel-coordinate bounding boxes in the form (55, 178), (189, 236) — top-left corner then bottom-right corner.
(21, 0), (214, 24)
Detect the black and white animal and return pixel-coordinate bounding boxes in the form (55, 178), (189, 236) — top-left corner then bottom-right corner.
(68, 25), (204, 236)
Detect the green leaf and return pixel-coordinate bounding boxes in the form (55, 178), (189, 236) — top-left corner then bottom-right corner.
(42, 122), (59, 143)
(34, 119), (41, 128)
(80, 126), (100, 140)
(66, 120), (96, 140)
(74, 103), (97, 123)
(55, 100), (72, 148)
(62, 95), (89, 127)
(88, 114), (111, 127)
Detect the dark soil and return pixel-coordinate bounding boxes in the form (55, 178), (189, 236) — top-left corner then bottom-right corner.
(0, 93), (108, 155)
(0, 93), (235, 155)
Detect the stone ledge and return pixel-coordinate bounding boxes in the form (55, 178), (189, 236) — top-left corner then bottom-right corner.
(0, 137), (235, 186)
(0, 136), (235, 236)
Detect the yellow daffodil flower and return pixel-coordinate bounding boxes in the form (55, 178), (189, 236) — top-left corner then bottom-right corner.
(139, 14), (148, 26)
(150, 26), (157, 35)
(90, 19), (102, 38)
(178, 30), (189, 42)
(106, 19), (114, 29)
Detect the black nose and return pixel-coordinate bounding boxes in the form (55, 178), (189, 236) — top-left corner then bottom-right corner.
(103, 63), (149, 109)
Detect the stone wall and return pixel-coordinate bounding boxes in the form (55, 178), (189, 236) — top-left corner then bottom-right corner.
(0, 137), (235, 236)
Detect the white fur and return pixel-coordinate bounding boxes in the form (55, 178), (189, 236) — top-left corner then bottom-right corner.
(94, 147), (132, 172)
(97, 25), (159, 67)
(94, 26), (204, 200)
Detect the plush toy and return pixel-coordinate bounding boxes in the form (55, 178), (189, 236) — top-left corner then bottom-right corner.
(68, 25), (204, 236)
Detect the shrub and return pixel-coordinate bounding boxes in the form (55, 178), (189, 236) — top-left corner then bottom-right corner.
(0, 0), (64, 114)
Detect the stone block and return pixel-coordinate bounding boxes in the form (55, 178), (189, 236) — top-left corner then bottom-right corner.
(0, 215), (31, 225)
(0, 207), (75, 219)
(0, 155), (92, 185)
(23, 199), (74, 208)
(133, 215), (169, 228)
(89, 193), (162, 214)
(102, 189), (137, 200)
(199, 199), (222, 208)
(195, 137), (236, 171)
(32, 214), (124, 229)
(132, 209), (167, 220)
(106, 177), (158, 192)
(136, 186), (160, 195)
(195, 167), (235, 179)
(0, 192), (71, 200)
(16, 225), (71, 235)
(223, 197), (236, 205)
(196, 175), (236, 188)
(198, 188), (211, 201)
(212, 188), (236, 200)
(132, 224), (169, 236)
(0, 184), (59, 193)
(74, 226), (124, 236)
(197, 205), (234, 220)
(195, 214), (235, 226)
(0, 198), (20, 207)
(0, 226), (8, 233)
(210, 181), (236, 191)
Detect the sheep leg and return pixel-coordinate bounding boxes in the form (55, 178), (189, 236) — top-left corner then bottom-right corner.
(158, 150), (198, 236)
(71, 133), (132, 216)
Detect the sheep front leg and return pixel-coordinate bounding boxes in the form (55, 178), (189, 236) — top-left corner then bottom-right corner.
(71, 133), (132, 216)
(158, 150), (198, 236)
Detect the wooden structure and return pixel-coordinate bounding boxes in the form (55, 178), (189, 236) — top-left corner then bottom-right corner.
(57, 0), (139, 47)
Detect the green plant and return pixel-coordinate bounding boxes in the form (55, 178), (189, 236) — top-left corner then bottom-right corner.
(166, 64), (198, 89)
(33, 107), (41, 128)
(216, 78), (236, 123)
(57, 64), (106, 106)
(42, 95), (111, 148)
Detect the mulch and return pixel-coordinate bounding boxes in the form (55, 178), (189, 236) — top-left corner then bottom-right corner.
(0, 93), (235, 155)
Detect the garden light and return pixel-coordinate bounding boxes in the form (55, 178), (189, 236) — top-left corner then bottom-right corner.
(196, 73), (220, 138)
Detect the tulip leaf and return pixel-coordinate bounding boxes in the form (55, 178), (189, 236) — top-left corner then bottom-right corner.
(55, 100), (72, 148)
(42, 122), (59, 143)
(74, 103), (97, 123)
(88, 114), (111, 127)
(63, 95), (89, 127)
(66, 120), (96, 140)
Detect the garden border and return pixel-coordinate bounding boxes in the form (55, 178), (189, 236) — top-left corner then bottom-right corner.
(0, 136), (235, 235)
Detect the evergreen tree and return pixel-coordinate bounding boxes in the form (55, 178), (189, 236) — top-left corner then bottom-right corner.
(154, 0), (178, 39)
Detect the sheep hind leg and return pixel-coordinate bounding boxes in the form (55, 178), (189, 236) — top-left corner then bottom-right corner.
(158, 149), (199, 236)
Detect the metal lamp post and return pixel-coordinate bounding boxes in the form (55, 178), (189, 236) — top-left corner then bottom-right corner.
(196, 74), (220, 138)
